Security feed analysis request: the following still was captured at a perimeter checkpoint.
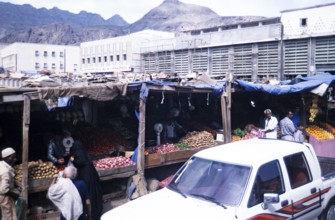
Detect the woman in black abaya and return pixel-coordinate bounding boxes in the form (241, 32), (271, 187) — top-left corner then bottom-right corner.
(70, 140), (103, 220)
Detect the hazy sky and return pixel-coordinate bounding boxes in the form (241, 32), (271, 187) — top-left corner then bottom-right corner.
(1, 0), (333, 23)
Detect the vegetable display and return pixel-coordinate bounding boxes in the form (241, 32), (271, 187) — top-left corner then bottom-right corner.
(306, 125), (335, 140)
(146, 143), (180, 154)
(93, 156), (135, 170)
(178, 131), (217, 148)
(72, 126), (132, 156)
(14, 160), (59, 181)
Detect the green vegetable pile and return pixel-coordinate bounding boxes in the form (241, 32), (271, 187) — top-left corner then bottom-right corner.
(232, 128), (246, 138)
(176, 143), (192, 150)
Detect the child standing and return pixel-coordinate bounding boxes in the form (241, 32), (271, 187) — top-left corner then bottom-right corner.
(294, 122), (305, 142)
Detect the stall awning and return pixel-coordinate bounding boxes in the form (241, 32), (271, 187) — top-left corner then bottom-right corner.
(236, 73), (335, 96)
(37, 82), (128, 101)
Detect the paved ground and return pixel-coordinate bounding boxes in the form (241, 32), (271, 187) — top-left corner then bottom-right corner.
(102, 196), (129, 215)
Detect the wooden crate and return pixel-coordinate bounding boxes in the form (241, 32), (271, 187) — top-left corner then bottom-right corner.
(145, 146), (211, 168)
(96, 165), (137, 177)
(28, 211), (60, 220)
(16, 178), (54, 193)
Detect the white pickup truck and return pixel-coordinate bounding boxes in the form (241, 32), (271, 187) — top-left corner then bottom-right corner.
(102, 138), (335, 220)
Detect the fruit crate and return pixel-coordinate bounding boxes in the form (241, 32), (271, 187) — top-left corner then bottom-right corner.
(309, 134), (335, 158)
(16, 178), (54, 193)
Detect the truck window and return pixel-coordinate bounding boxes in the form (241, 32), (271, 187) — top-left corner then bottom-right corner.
(168, 157), (251, 206)
(248, 160), (285, 208)
(284, 152), (311, 189)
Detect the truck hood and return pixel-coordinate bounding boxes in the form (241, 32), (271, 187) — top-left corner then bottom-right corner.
(101, 188), (237, 220)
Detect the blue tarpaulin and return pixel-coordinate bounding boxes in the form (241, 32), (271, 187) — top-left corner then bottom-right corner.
(128, 80), (225, 96)
(236, 73), (335, 95)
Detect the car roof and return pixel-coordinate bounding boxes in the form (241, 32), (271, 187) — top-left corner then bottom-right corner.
(194, 138), (309, 167)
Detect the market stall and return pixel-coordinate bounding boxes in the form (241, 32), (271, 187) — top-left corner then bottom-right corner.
(231, 73), (335, 163)
(1, 73), (230, 217)
(0, 79), (139, 219)
(127, 77), (226, 195)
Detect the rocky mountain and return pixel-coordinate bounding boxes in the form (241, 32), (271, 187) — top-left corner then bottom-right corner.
(0, 0), (266, 45)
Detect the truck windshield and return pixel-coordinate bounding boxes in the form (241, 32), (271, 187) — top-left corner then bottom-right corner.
(168, 157), (251, 206)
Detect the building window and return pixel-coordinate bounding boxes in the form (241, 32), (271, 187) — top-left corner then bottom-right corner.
(301, 18), (307, 27)
(35, 62), (40, 69)
(110, 55), (113, 62)
(87, 58), (90, 64)
(104, 56), (107, 62)
(52, 63), (56, 69)
(43, 51), (48, 57)
(43, 63), (48, 69)
(60, 51), (64, 57)
(117, 55), (120, 61)
(52, 51), (56, 57)
(98, 57), (101, 63)
(60, 63), (64, 69)
(82, 58), (85, 64)
(123, 54), (127, 61)
(35, 51), (39, 57)
(93, 57), (96, 63)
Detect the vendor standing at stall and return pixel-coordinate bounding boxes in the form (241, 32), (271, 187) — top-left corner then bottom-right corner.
(263, 109), (278, 139)
(279, 110), (296, 141)
(162, 108), (186, 143)
(47, 130), (73, 167)
(0, 147), (20, 220)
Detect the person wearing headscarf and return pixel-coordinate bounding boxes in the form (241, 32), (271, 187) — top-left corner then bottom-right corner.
(0, 147), (19, 220)
(69, 141), (103, 220)
(47, 173), (83, 220)
(63, 166), (91, 220)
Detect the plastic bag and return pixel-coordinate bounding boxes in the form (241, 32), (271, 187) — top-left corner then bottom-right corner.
(15, 197), (26, 220)
(67, 160), (74, 167)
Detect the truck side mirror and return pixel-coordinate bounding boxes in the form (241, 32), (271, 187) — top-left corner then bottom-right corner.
(262, 193), (279, 209)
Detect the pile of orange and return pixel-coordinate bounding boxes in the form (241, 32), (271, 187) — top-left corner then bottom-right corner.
(232, 135), (242, 142)
(306, 125), (335, 140)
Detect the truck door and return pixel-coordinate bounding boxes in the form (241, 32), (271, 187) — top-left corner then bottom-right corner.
(283, 152), (323, 219)
(247, 160), (293, 219)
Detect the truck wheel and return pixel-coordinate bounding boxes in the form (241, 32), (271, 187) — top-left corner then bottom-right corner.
(321, 202), (335, 220)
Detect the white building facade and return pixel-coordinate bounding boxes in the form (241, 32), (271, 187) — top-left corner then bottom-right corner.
(139, 3), (335, 81)
(80, 30), (175, 74)
(281, 3), (335, 74)
(0, 43), (80, 74)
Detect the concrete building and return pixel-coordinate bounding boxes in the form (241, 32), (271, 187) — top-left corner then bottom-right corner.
(1, 3), (335, 82)
(80, 30), (175, 75)
(281, 3), (335, 75)
(139, 3), (335, 81)
(0, 43), (80, 74)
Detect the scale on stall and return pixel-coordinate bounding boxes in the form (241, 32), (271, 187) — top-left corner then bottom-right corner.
(62, 136), (74, 155)
(154, 123), (163, 146)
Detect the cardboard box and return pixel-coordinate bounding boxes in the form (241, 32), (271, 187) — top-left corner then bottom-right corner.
(125, 151), (134, 158)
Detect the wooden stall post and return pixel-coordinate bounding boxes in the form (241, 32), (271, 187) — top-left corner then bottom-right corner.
(135, 83), (148, 196)
(221, 90), (228, 143)
(221, 75), (232, 143)
(226, 74), (232, 143)
(22, 94), (31, 214)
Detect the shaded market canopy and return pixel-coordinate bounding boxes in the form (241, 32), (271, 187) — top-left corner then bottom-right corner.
(236, 73), (335, 96)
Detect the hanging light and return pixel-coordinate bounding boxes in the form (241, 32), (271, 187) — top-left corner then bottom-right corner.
(161, 90), (165, 104)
